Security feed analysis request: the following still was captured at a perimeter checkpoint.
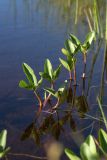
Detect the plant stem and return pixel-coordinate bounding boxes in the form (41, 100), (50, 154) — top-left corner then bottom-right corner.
(34, 91), (43, 112)
(82, 78), (85, 94)
(73, 66), (77, 85)
(69, 71), (72, 81)
(82, 53), (87, 79)
(69, 71), (73, 88)
(52, 98), (60, 110)
(8, 153), (47, 159)
(43, 82), (54, 107)
(81, 53), (87, 93)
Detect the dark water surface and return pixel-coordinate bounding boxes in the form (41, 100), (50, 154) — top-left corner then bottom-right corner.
(0, 0), (106, 159)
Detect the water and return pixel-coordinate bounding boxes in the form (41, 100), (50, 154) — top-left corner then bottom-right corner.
(0, 0), (106, 159)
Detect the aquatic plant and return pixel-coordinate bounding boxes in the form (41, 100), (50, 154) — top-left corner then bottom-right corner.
(19, 63), (43, 112)
(0, 129), (10, 158)
(39, 59), (62, 107)
(39, 59), (61, 85)
(69, 31), (95, 79)
(59, 38), (79, 84)
(65, 97), (107, 160)
(65, 128), (107, 160)
(19, 31), (95, 113)
(44, 82), (67, 109)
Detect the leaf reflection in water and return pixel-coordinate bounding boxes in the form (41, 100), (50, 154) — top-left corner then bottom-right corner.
(21, 84), (89, 146)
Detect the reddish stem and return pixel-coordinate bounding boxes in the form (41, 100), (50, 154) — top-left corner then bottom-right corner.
(73, 66), (77, 85)
(43, 82), (54, 107)
(34, 91), (43, 112)
(82, 53), (87, 79)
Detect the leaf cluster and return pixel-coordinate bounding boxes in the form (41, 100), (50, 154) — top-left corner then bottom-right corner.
(65, 128), (107, 160)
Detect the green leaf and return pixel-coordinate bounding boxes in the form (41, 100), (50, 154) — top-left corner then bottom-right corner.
(39, 72), (51, 81)
(67, 57), (76, 71)
(61, 48), (70, 57)
(97, 97), (107, 130)
(59, 58), (71, 71)
(65, 148), (81, 160)
(0, 130), (7, 149)
(85, 31), (95, 44)
(22, 63), (37, 87)
(80, 142), (98, 160)
(99, 129), (107, 153)
(83, 31), (95, 50)
(80, 143), (92, 160)
(44, 59), (53, 79)
(65, 39), (75, 54)
(85, 135), (97, 157)
(53, 64), (61, 80)
(38, 78), (43, 86)
(19, 80), (34, 90)
(44, 88), (57, 97)
(0, 147), (10, 158)
(58, 86), (65, 93)
(69, 34), (81, 46)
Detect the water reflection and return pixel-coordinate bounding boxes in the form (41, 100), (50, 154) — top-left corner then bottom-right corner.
(21, 83), (89, 146)
(0, 0), (107, 159)
(0, 1), (100, 28)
